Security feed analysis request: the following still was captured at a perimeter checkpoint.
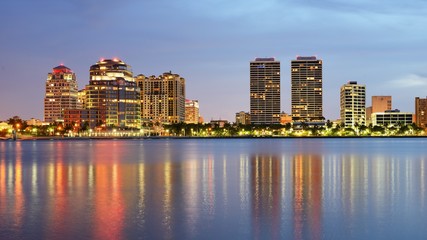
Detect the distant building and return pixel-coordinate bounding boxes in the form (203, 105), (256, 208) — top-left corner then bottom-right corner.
(185, 99), (200, 124)
(136, 72), (185, 124)
(415, 97), (427, 128)
(63, 109), (100, 130)
(210, 120), (228, 128)
(365, 106), (372, 125)
(366, 96), (392, 124)
(371, 109), (412, 126)
(85, 58), (141, 129)
(44, 65), (79, 123)
(250, 58), (280, 124)
(279, 112), (292, 125)
(372, 96), (392, 113)
(235, 111), (251, 125)
(340, 81), (366, 127)
(26, 118), (48, 126)
(291, 56), (323, 123)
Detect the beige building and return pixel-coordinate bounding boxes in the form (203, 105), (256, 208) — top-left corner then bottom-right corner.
(136, 72), (185, 124)
(340, 81), (366, 127)
(85, 58), (141, 129)
(250, 58), (280, 124)
(185, 99), (200, 124)
(235, 111), (251, 125)
(44, 65), (79, 123)
(372, 109), (412, 126)
(415, 97), (427, 128)
(291, 56), (323, 122)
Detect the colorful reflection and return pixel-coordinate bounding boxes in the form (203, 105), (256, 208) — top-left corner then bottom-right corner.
(0, 139), (427, 239)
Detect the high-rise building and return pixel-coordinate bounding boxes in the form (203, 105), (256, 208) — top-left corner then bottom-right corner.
(85, 58), (141, 129)
(291, 56), (323, 122)
(250, 58), (280, 125)
(235, 111), (251, 125)
(44, 65), (79, 123)
(415, 97), (427, 128)
(340, 81), (366, 127)
(185, 99), (200, 124)
(136, 72), (185, 124)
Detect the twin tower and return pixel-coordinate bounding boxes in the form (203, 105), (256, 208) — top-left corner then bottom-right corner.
(250, 56), (323, 125)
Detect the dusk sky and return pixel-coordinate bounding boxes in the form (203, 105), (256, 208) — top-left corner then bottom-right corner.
(1, 0), (427, 122)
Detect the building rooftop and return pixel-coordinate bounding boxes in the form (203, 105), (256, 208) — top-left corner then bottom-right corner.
(254, 57), (276, 62)
(295, 56), (317, 61)
(52, 65), (72, 74)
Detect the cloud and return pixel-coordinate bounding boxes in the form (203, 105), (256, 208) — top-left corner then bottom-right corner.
(390, 74), (427, 88)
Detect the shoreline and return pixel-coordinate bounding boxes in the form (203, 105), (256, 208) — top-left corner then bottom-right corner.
(2, 135), (427, 141)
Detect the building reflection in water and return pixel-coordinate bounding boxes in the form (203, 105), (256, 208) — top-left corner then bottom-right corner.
(1, 140), (427, 239)
(250, 154), (281, 239)
(292, 154), (322, 240)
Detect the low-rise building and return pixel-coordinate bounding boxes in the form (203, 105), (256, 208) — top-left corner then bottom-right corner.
(235, 111), (250, 125)
(371, 109), (413, 126)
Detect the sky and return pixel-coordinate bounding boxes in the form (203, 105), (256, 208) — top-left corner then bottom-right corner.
(1, 0), (427, 122)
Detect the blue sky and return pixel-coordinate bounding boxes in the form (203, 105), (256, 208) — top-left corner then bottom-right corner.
(1, 0), (427, 121)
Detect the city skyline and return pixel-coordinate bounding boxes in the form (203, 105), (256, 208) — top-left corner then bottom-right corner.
(2, 1), (427, 121)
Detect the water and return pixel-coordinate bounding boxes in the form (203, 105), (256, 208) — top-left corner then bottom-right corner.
(0, 138), (427, 240)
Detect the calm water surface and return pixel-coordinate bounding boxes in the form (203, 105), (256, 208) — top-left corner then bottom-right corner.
(0, 138), (427, 240)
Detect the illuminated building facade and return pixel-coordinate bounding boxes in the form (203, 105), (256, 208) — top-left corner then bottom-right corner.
(85, 59), (141, 129)
(44, 65), (79, 123)
(235, 111), (251, 125)
(371, 109), (412, 126)
(185, 99), (200, 124)
(136, 72), (185, 124)
(291, 56), (323, 122)
(340, 81), (366, 127)
(250, 58), (281, 125)
(415, 97), (427, 128)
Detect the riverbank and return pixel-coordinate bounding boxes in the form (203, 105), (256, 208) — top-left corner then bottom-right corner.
(2, 135), (427, 141)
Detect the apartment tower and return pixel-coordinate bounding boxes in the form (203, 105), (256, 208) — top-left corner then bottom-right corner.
(136, 72), (185, 124)
(85, 58), (141, 129)
(291, 56), (323, 122)
(340, 81), (366, 127)
(249, 58), (281, 125)
(44, 65), (79, 123)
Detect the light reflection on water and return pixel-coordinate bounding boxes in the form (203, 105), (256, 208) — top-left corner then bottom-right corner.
(0, 138), (427, 239)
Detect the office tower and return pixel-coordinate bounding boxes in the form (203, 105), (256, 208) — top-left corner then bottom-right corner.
(340, 81), (366, 127)
(85, 58), (141, 129)
(136, 72), (185, 124)
(185, 99), (200, 124)
(291, 56), (323, 122)
(235, 111), (251, 125)
(44, 65), (79, 123)
(415, 97), (427, 128)
(372, 96), (392, 113)
(250, 58), (280, 125)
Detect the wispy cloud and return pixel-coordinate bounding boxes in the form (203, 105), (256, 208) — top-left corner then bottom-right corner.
(390, 74), (427, 88)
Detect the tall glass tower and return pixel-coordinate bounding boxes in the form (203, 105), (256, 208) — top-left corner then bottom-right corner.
(85, 58), (141, 129)
(250, 58), (281, 125)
